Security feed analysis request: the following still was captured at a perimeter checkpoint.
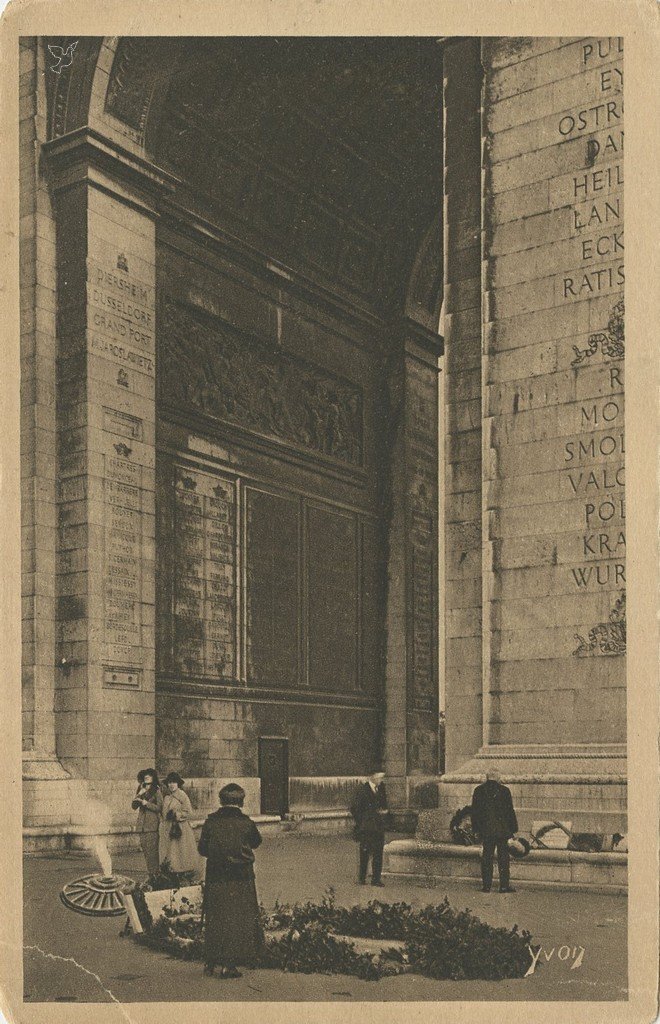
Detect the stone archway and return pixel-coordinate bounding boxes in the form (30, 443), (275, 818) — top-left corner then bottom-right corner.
(27, 36), (446, 829)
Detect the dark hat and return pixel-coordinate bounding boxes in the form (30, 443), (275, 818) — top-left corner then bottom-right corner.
(219, 783), (246, 806)
(164, 771), (185, 787)
(137, 767), (159, 785)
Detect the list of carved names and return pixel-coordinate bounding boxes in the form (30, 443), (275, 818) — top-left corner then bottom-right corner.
(559, 39), (625, 596)
(103, 450), (143, 668)
(171, 467), (236, 680)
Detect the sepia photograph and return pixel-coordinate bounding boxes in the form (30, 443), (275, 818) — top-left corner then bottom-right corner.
(1, 3), (658, 1021)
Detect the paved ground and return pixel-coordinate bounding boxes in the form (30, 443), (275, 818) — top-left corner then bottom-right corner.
(22, 832), (627, 1003)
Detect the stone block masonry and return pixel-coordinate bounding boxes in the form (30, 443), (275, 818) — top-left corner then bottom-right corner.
(435, 36), (626, 841)
(48, 134), (161, 782)
(482, 36), (625, 753)
(442, 38), (483, 773)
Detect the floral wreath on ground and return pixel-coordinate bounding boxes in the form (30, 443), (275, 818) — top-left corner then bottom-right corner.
(128, 886), (536, 982)
(449, 807), (531, 859)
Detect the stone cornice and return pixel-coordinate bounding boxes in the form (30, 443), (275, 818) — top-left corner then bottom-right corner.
(473, 743), (627, 760)
(441, 773), (627, 786)
(398, 316), (444, 363)
(42, 129), (439, 353)
(42, 126), (180, 211)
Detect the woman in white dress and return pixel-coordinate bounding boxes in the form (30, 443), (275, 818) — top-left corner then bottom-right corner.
(160, 772), (201, 881)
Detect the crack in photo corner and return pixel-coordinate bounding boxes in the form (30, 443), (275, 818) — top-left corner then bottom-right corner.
(3, 941), (135, 1023)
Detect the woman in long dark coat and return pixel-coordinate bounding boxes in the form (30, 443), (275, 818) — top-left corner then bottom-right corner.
(198, 783), (264, 979)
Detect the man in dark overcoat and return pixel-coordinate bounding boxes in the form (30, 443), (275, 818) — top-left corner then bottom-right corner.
(471, 769), (518, 893)
(350, 770), (389, 886)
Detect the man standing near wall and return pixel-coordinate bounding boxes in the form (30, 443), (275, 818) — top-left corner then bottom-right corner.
(350, 770), (389, 886)
(471, 769), (518, 894)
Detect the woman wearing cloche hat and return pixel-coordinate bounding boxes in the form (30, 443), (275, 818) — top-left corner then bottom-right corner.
(159, 772), (201, 882)
(131, 768), (163, 880)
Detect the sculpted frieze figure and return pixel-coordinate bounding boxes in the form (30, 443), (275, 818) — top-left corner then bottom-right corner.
(159, 300), (363, 466)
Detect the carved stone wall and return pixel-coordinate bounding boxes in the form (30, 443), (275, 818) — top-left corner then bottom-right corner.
(482, 36), (625, 747)
(160, 464), (237, 681)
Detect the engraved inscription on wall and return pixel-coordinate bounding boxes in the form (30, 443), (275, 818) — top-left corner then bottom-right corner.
(158, 449), (380, 693)
(159, 299), (363, 466)
(411, 510), (435, 710)
(407, 360), (438, 711)
(560, 40), (624, 303)
(169, 466), (236, 680)
(88, 259), (156, 377)
(103, 448), (143, 670)
(558, 40), (625, 653)
(307, 505), (359, 693)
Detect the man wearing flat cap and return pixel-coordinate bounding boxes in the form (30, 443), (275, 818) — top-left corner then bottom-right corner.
(350, 769), (389, 886)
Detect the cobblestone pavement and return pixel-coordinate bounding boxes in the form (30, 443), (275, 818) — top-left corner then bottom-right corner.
(22, 832), (627, 1004)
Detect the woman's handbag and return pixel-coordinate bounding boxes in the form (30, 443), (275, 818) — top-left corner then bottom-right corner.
(169, 820), (183, 840)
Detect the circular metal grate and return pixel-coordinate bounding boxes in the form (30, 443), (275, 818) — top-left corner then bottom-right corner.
(60, 873), (134, 917)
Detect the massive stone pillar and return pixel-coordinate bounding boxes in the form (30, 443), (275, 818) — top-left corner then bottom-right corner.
(441, 37), (484, 774)
(20, 38), (72, 826)
(41, 130), (173, 817)
(436, 36), (626, 839)
(383, 319), (442, 808)
(477, 35), (625, 832)
(20, 37), (55, 761)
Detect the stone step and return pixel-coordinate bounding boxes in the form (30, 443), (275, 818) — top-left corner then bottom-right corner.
(384, 839), (627, 893)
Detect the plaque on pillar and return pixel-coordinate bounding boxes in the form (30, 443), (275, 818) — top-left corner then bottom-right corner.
(102, 444), (144, 679)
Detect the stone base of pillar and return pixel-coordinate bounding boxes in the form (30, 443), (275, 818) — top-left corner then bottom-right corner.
(22, 750), (71, 781)
(22, 772), (428, 843)
(23, 752), (75, 828)
(383, 839), (627, 893)
(416, 745), (627, 840)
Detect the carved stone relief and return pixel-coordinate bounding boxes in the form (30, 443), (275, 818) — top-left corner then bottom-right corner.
(159, 300), (363, 466)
